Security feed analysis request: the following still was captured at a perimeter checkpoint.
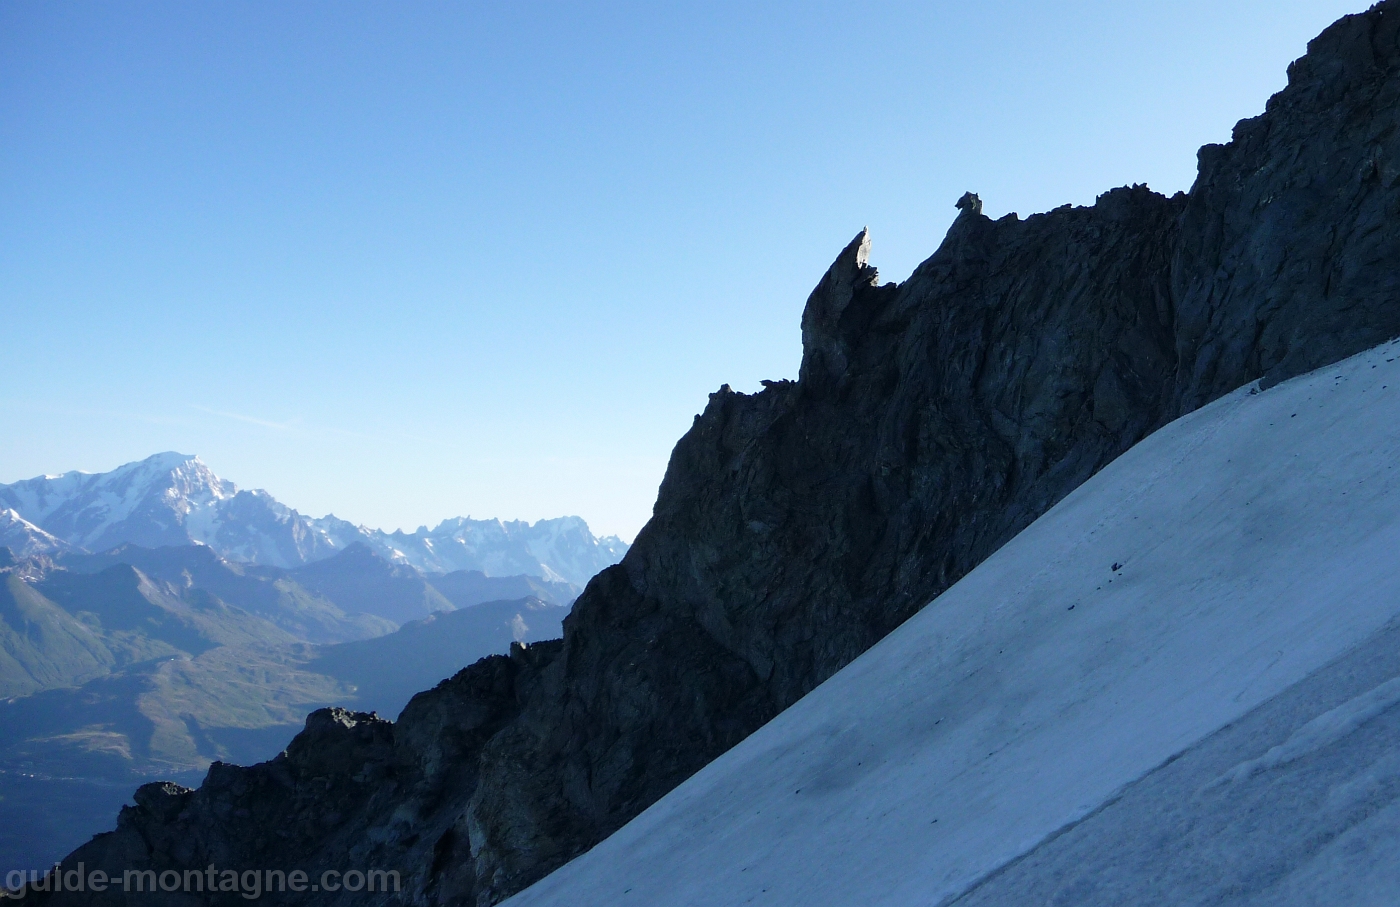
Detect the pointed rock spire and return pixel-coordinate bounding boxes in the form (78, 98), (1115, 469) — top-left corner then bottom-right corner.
(799, 228), (880, 390)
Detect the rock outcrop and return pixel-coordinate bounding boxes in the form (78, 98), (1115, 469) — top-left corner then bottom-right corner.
(27, 3), (1400, 905)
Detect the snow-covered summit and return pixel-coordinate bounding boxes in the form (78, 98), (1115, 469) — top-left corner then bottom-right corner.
(507, 339), (1400, 906)
(0, 508), (70, 558)
(0, 454), (627, 585)
(0, 452), (233, 553)
(377, 515), (630, 582)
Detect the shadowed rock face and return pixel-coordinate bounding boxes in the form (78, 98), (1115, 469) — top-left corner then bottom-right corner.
(30, 4), (1400, 905)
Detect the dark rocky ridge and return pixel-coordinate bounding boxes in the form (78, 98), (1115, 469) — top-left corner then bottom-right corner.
(30, 4), (1400, 905)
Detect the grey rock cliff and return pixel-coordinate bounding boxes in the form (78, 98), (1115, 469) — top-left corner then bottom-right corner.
(28, 3), (1400, 905)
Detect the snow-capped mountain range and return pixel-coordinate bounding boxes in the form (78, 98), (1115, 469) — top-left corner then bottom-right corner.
(0, 453), (627, 586)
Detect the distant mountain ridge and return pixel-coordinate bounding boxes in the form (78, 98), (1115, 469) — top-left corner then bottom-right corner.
(0, 550), (572, 782)
(0, 538), (583, 764)
(41, 541), (580, 637)
(0, 541), (576, 871)
(0, 453), (627, 586)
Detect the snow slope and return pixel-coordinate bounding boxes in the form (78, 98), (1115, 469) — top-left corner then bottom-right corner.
(0, 509), (70, 558)
(506, 338), (1400, 907)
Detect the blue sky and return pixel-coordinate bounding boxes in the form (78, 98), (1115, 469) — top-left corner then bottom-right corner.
(0, 0), (1361, 541)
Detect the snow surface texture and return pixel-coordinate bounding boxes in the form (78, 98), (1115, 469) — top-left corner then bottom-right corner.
(0, 458), (626, 585)
(506, 338), (1400, 907)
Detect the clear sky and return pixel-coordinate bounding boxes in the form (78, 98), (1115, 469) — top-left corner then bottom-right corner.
(0, 0), (1363, 541)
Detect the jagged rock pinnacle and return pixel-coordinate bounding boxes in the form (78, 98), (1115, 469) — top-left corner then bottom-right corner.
(798, 228), (882, 390)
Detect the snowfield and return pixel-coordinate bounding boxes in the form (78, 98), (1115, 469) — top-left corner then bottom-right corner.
(507, 338), (1400, 907)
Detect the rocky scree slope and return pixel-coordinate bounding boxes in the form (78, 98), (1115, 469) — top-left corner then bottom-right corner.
(34, 4), (1400, 905)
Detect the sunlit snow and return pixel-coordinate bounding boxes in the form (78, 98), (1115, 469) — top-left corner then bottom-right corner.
(0, 456), (626, 585)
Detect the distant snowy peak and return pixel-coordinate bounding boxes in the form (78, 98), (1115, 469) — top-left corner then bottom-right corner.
(367, 515), (630, 583)
(0, 453), (628, 585)
(0, 508), (70, 558)
(0, 452), (232, 553)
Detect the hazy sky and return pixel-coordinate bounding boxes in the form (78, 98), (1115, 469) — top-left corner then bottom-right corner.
(0, 0), (1362, 541)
